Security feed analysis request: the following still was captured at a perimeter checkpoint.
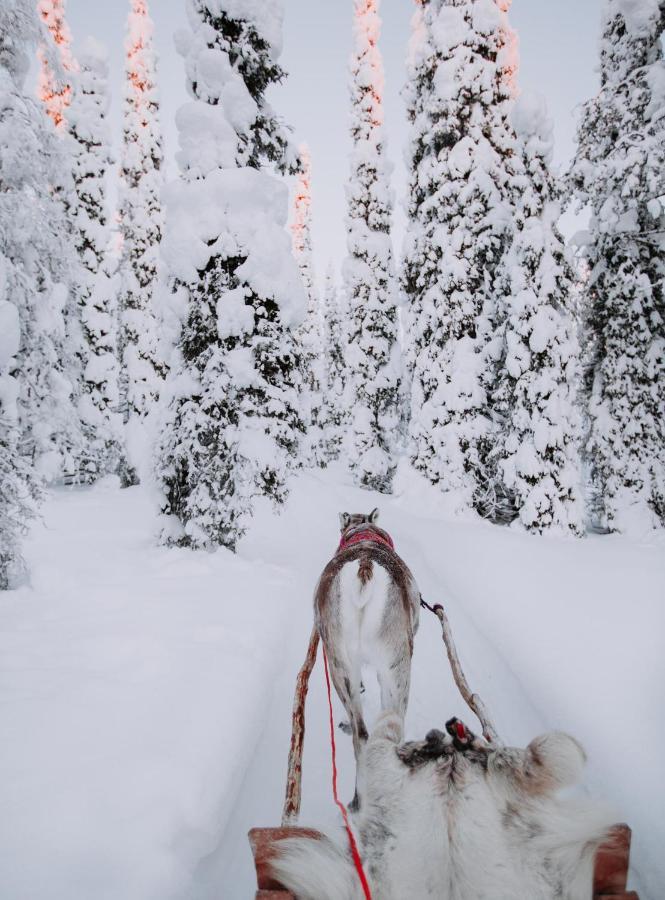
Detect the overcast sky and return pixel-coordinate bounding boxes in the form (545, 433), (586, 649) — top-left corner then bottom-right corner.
(64, 0), (604, 283)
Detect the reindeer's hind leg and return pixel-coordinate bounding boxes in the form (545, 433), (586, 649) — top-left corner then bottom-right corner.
(376, 647), (411, 725)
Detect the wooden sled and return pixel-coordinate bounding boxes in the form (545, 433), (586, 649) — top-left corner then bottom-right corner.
(248, 822), (639, 899)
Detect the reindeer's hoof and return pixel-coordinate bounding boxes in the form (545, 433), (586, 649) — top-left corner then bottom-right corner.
(338, 720), (352, 735)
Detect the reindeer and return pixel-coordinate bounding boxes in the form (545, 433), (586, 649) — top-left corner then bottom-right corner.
(314, 509), (420, 806)
(272, 714), (615, 900)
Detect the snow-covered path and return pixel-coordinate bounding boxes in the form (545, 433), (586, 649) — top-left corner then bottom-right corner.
(1, 468), (662, 899)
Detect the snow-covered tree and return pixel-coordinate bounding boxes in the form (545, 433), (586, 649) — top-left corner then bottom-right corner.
(0, 296), (39, 591)
(154, 0), (305, 550)
(0, 0), (81, 583)
(403, 0), (518, 512)
(570, 0), (665, 532)
(320, 263), (348, 462)
(291, 143), (325, 468)
(117, 0), (165, 486)
(485, 95), (585, 535)
(0, 267), (40, 590)
(344, 0), (401, 493)
(68, 39), (123, 483)
(37, 0), (76, 129)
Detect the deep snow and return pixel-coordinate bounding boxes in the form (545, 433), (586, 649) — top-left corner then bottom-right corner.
(0, 465), (663, 899)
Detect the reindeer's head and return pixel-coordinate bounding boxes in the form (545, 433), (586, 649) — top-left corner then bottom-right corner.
(339, 508), (379, 534)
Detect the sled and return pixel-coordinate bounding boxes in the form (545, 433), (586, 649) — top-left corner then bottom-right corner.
(248, 822), (639, 899)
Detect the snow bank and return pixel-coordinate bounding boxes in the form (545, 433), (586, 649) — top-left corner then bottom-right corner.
(0, 481), (296, 900)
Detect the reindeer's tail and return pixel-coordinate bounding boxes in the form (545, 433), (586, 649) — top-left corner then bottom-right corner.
(270, 834), (365, 900)
(358, 554), (373, 587)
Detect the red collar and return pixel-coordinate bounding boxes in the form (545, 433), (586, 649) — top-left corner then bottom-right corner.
(337, 528), (395, 554)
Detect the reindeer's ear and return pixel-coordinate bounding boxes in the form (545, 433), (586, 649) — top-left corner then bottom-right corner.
(339, 512), (351, 531)
(369, 507), (379, 524)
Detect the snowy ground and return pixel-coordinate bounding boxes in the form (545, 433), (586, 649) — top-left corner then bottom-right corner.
(1, 465), (663, 900)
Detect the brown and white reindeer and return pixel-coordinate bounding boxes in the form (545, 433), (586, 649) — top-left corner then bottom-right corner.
(314, 509), (420, 806)
(272, 714), (615, 900)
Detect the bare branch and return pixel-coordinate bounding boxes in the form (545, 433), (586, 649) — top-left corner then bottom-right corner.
(282, 625), (320, 825)
(432, 605), (501, 746)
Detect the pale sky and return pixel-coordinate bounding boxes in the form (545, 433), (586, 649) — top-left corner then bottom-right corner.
(64, 0), (604, 283)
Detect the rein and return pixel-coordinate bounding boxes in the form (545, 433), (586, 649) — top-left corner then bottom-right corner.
(322, 646), (373, 900)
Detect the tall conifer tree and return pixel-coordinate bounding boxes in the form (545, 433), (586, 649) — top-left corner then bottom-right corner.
(344, 0), (401, 493)
(487, 95), (585, 534)
(118, 0), (165, 486)
(320, 263), (348, 462)
(571, 0), (665, 531)
(403, 0), (518, 512)
(0, 0), (78, 583)
(68, 39), (123, 483)
(291, 144), (325, 468)
(155, 0), (305, 550)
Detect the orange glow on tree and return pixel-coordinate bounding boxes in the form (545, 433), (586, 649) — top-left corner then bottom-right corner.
(290, 144), (313, 261)
(37, 0), (77, 128)
(496, 0), (519, 96)
(351, 0), (385, 136)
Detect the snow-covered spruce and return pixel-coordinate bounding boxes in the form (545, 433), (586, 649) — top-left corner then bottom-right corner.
(37, 0), (76, 130)
(319, 263), (348, 462)
(403, 0), (518, 513)
(484, 95), (584, 535)
(68, 39), (124, 484)
(570, 0), (665, 533)
(291, 144), (325, 469)
(343, 0), (401, 494)
(1, 0), (83, 489)
(0, 290), (40, 589)
(0, 0), (79, 584)
(154, 0), (305, 550)
(117, 0), (165, 487)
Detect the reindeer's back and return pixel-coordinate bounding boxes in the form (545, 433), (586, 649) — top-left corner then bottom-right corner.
(314, 543), (419, 646)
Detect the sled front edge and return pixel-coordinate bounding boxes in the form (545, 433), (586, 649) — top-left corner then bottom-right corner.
(248, 822), (639, 898)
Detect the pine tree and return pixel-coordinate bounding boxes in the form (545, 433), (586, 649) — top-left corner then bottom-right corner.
(320, 263), (348, 462)
(486, 95), (584, 534)
(117, 0), (165, 486)
(344, 0), (401, 493)
(68, 39), (123, 483)
(0, 0), (77, 584)
(0, 291), (40, 589)
(403, 0), (518, 512)
(37, 0), (76, 130)
(154, 0), (305, 550)
(291, 144), (325, 468)
(570, 0), (665, 532)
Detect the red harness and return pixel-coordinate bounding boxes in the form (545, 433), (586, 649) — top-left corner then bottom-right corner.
(337, 527), (395, 554)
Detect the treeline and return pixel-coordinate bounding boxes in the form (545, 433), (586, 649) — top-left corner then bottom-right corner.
(0, 0), (663, 589)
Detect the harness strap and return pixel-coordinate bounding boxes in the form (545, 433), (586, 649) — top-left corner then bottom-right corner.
(338, 528), (395, 554)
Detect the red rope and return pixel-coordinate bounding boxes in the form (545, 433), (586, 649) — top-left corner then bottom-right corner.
(322, 646), (373, 900)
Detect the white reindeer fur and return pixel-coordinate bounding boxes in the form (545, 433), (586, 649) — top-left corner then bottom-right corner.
(337, 562), (393, 692)
(272, 714), (614, 900)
